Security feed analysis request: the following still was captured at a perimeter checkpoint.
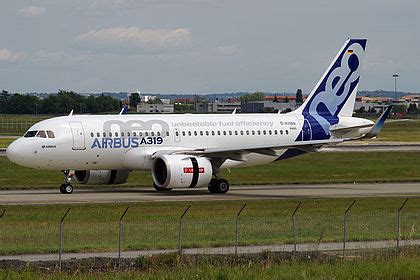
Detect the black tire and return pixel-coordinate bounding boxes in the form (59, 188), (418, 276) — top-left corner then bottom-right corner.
(208, 179), (229, 194)
(60, 184), (73, 194)
(59, 184), (66, 194)
(153, 183), (173, 192)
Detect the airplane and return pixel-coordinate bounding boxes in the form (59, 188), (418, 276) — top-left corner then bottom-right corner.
(6, 38), (392, 194)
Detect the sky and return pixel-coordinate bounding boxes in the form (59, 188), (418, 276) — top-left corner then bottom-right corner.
(0, 0), (419, 94)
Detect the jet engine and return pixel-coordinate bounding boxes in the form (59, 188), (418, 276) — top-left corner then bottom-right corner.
(152, 155), (213, 189)
(74, 170), (130, 185)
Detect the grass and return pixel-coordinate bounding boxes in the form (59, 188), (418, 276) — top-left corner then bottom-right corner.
(0, 138), (15, 148)
(1, 151), (420, 189)
(0, 198), (418, 255)
(0, 248), (420, 279)
(0, 115), (51, 136)
(376, 119), (420, 142)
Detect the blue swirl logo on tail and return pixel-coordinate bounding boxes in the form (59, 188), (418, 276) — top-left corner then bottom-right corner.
(296, 39), (367, 141)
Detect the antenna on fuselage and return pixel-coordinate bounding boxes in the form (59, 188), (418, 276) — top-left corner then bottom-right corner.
(232, 109), (236, 114)
(69, 110), (74, 116)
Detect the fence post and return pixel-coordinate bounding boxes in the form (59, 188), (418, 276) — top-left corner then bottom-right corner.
(397, 198), (409, 250)
(343, 200), (356, 258)
(235, 203), (247, 255)
(292, 202), (302, 253)
(118, 207), (129, 265)
(0, 209), (5, 219)
(59, 208), (71, 271)
(178, 205), (191, 254)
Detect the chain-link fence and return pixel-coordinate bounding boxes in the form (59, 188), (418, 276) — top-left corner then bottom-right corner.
(0, 115), (50, 135)
(0, 199), (418, 266)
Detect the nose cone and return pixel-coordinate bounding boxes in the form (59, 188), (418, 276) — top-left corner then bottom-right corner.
(6, 139), (28, 166)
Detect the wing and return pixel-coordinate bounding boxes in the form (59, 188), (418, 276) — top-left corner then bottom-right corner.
(151, 138), (344, 162)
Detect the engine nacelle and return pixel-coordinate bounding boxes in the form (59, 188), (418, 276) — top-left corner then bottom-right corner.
(152, 155), (213, 189)
(74, 170), (130, 185)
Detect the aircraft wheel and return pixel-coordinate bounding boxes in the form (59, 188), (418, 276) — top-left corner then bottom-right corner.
(153, 183), (173, 192)
(208, 179), (229, 194)
(60, 183), (73, 194)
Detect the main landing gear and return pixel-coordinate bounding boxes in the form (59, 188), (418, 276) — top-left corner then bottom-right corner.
(208, 178), (230, 194)
(60, 170), (74, 194)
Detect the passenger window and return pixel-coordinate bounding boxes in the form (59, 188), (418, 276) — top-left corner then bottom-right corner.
(133, 132), (137, 137)
(252, 131), (255, 135)
(109, 132), (112, 137)
(229, 131), (232, 135)
(286, 130), (289, 135)
(212, 131), (215, 136)
(194, 131), (197, 136)
(235, 131), (238, 135)
(139, 132), (143, 137)
(217, 131), (221, 135)
(176, 131), (179, 136)
(157, 132), (160, 136)
(182, 131), (186, 136)
(145, 132), (149, 136)
(246, 131), (249, 135)
(91, 132), (94, 137)
(97, 132), (100, 137)
(151, 132), (154, 136)
(274, 130), (278, 135)
(240, 131), (244, 135)
(269, 130), (272, 135)
(166, 131), (169, 136)
(263, 130), (266, 135)
(24, 131), (38, 138)
(206, 131), (209, 136)
(36, 130), (47, 138)
(47, 130), (55, 138)
(188, 131), (192, 136)
(200, 131), (204, 136)
(257, 130), (261, 135)
(280, 130), (283, 135)
(223, 131), (226, 135)
(121, 132), (125, 137)
(115, 132), (118, 137)
(127, 132), (131, 137)
(103, 132), (106, 137)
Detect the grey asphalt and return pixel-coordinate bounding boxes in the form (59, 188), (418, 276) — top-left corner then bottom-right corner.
(0, 182), (419, 205)
(1, 239), (419, 262)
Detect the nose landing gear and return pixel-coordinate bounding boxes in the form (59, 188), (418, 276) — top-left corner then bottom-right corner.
(60, 170), (74, 194)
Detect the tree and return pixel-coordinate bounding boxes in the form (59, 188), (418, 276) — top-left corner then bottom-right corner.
(240, 92), (265, 103)
(296, 89), (303, 104)
(129, 92), (141, 108)
(357, 106), (366, 114)
(407, 103), (418, 114)
(148, 97), (163, 104)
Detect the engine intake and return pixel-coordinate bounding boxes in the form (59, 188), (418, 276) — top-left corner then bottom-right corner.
(152, 155), (212, 189)
(74, 170), (129, 185)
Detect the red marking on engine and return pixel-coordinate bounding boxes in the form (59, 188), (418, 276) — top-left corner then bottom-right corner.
(183, 167), (205, 173)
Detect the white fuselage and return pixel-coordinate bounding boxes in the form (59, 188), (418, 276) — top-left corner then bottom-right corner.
(7, 113), (310, 170)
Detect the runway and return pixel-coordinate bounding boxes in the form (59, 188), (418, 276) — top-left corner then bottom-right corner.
(0, 182), (419, 205)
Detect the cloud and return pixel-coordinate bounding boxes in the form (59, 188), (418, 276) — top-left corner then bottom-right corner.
(77, 27), (191, 50)
(31, 50), (94, 64)
(17, 6), (45, 17)
(216, 45), (239, 56)
(0, 49), (24, 62)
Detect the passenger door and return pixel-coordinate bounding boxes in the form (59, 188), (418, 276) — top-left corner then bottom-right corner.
(69, 122), (86, 150)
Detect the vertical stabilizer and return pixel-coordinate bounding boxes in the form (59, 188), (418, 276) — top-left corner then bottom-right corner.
(294, 39), (367, 140)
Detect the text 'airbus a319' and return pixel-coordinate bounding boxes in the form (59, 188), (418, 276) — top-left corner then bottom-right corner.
(7, 39), (392, 194)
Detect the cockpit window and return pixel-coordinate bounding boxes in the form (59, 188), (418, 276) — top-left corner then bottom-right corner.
(24, 130), (38, 138)
(36, 130), (47, 138)
(46, 130), (55, 138)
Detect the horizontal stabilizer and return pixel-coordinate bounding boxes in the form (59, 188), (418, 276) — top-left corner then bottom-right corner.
(362, 105), (393, 139)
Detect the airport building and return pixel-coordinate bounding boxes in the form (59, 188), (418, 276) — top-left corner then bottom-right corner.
(137, 103), (174, 113)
